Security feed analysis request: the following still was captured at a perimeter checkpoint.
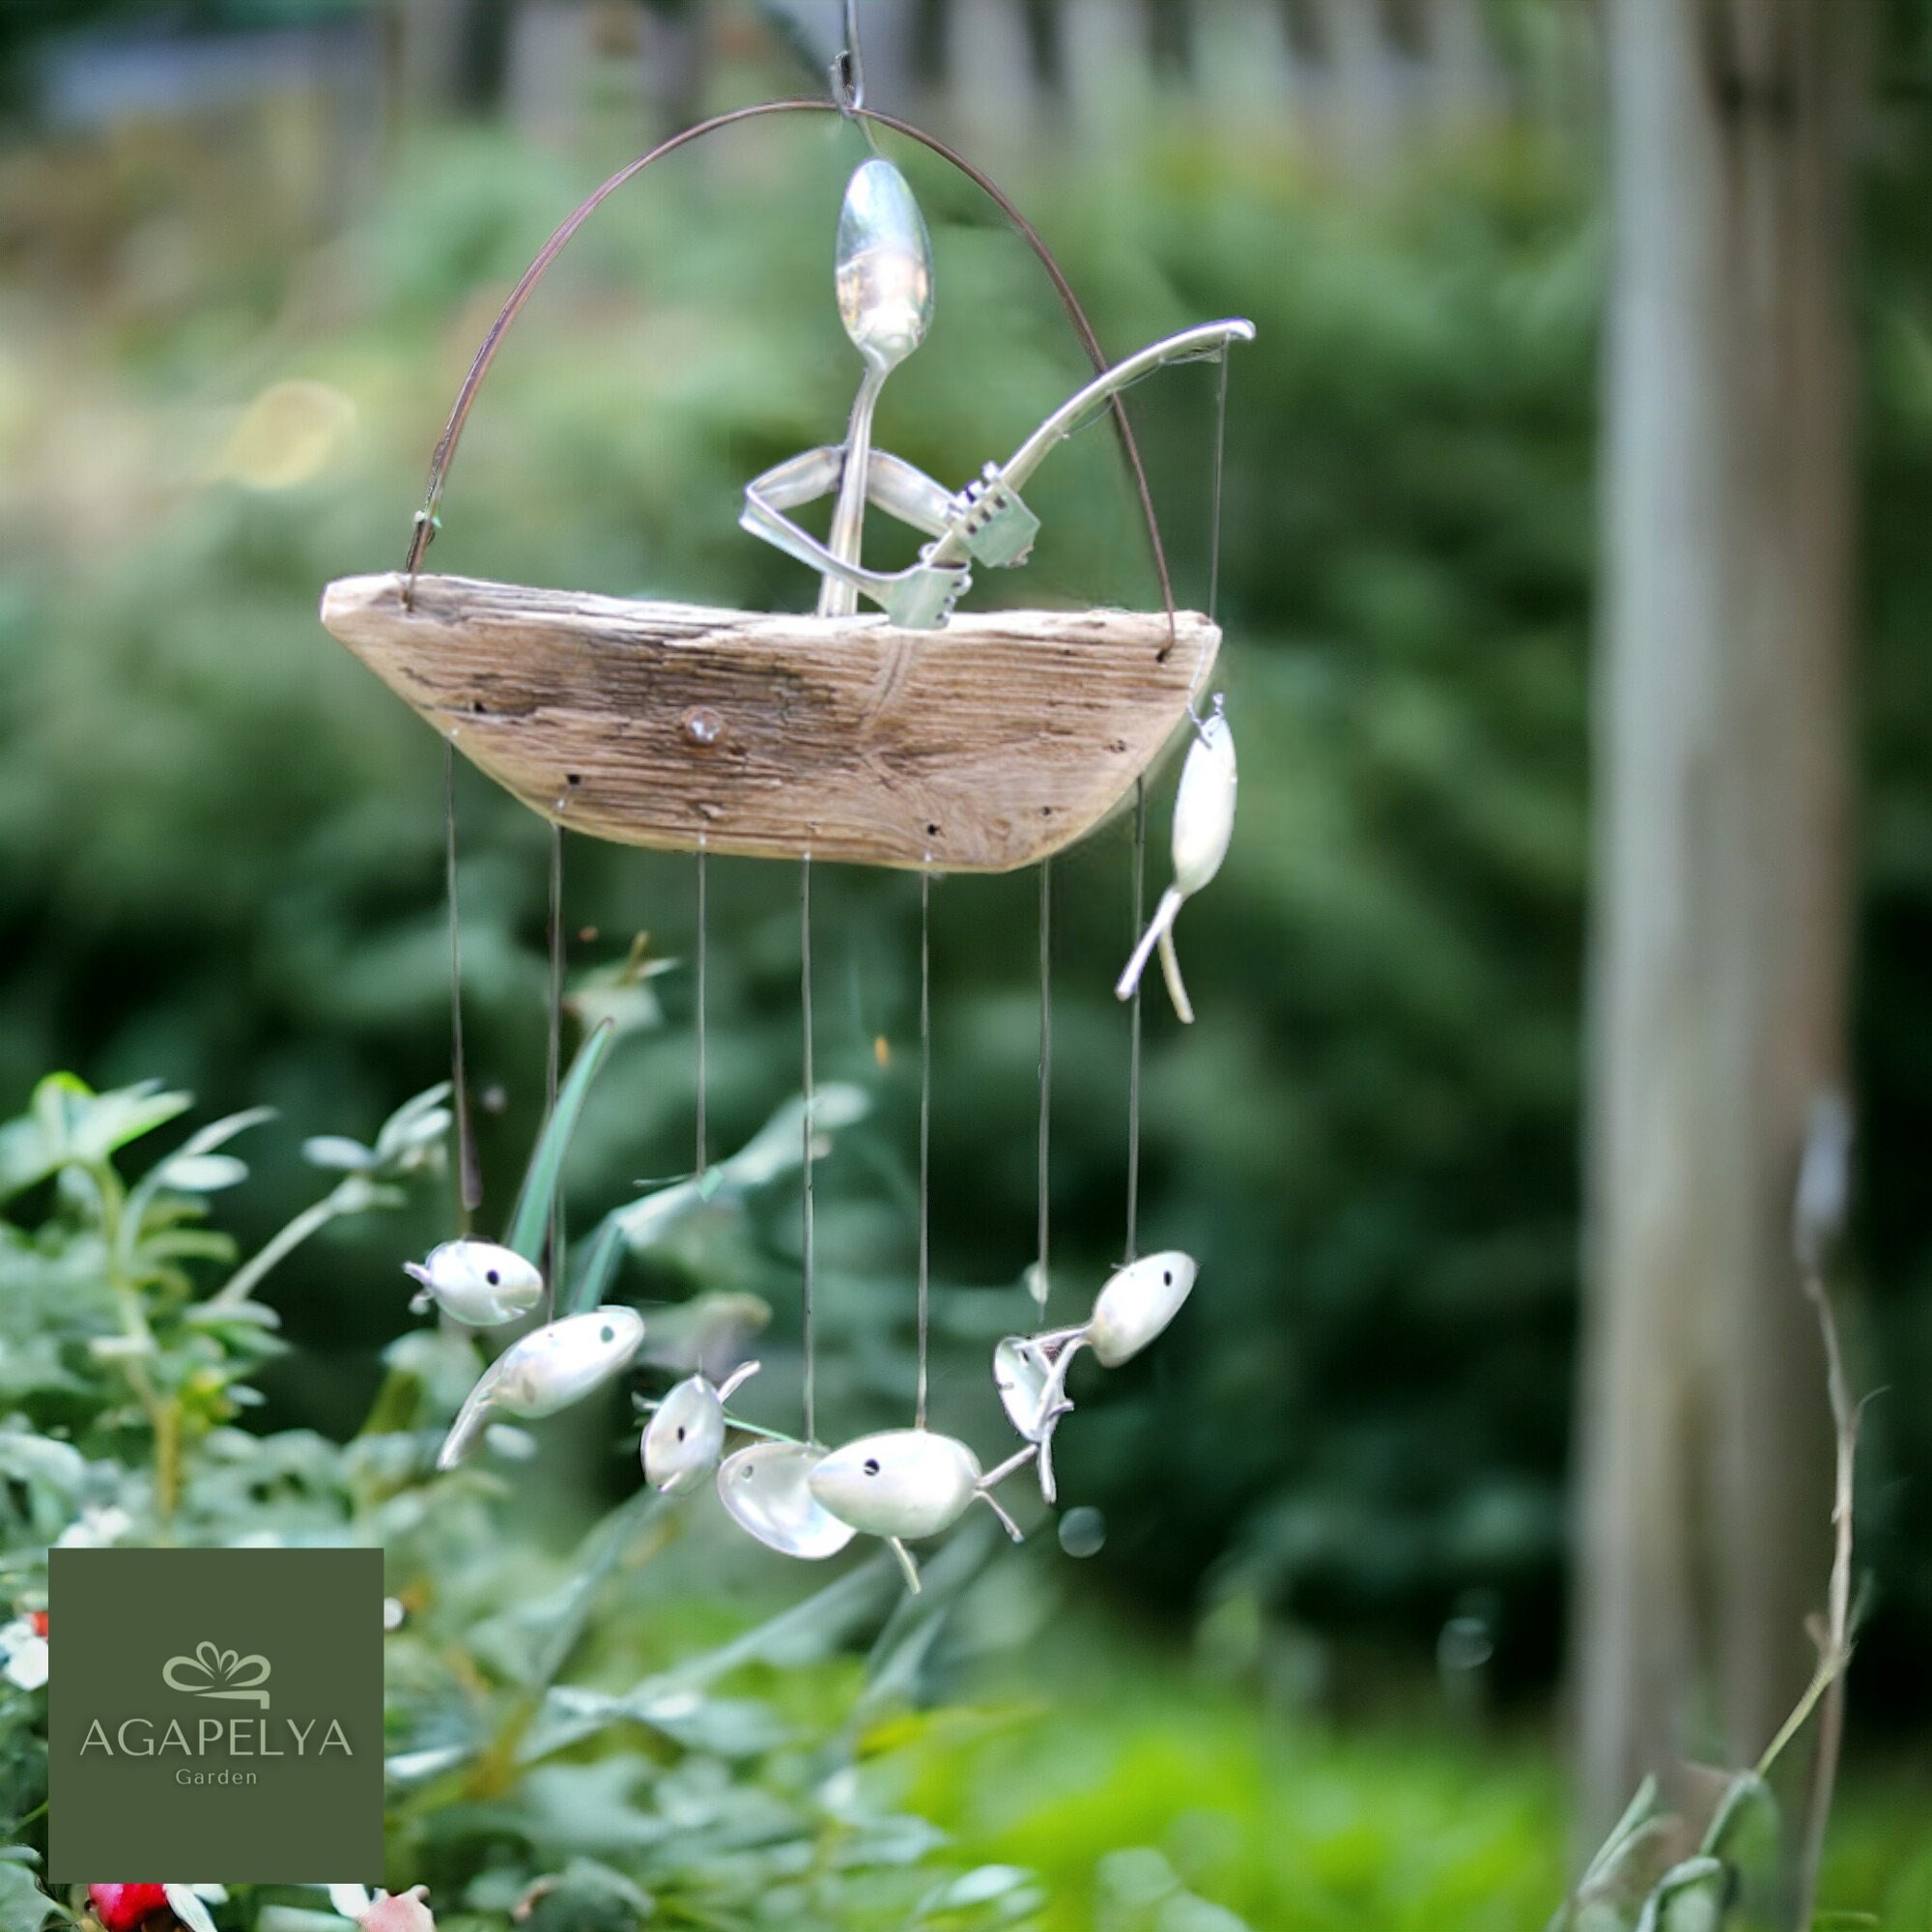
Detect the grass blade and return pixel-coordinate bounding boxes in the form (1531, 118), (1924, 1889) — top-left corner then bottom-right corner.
(505, 1018), (615, 1266)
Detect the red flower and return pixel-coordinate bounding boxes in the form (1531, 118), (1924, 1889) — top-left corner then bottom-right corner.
(88, 1887), (171, 1932)
(28, 1611), (47, 1637)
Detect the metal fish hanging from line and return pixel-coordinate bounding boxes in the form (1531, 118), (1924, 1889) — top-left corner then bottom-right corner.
(1117, 700), (1237, 1023)
(641, 1360), (760, 1495)
(716, 1439), (857, 1560)
(404, 1239), (544, 1326)
(809, 1429), (1034, 1561)
(992, 1250), (1201, 1504)
(437, 1308), (644, 1470)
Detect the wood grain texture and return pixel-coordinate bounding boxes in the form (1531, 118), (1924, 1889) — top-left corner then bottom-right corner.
(320, 573), (1219, 872)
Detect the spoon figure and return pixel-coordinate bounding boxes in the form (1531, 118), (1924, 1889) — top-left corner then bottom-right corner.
(404, 1238), (544, 1326)
(437, 1307), (644, 1469)
(743, 309), (1254, 630)
(820, 157), (933, 619)
(641, 1360), (760, 1495)
(716, 1440), (858, 1559)
(809, 1429), (1036, 1590)
(1117, 701), (1236, 1023)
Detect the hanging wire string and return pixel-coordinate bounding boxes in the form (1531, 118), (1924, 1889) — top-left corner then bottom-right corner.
(695, 846), (708, 1177)
(800, 856), (817, 1444)
(1125, 347), (1234, 1263)
(1125, 781), (1146, 1264)
(1037, 858), (1052, 1306)
(544, 818), (566, 1313)
(445, 742), (482, 1225)
(1208, 346), (1231, 629)
(916, 871), (932, 1428)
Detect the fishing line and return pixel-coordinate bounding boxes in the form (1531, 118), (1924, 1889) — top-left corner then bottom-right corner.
(545, 815), (565, 1312)
(800, 855), (817, 1444)
(445, 740), (482, 1224)
(1208, 344), (1230, 628)
(916, 869), (932, 1429)
(1125, 347), (1230, 1261)
(1037, 857), (1052, 1307)
(695, 844), (709, 1177)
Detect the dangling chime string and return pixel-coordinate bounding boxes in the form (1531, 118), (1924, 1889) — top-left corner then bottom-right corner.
(445, 741), (482, 1226)
(544, 818), (565, 1313)
(1208, 345), (1231, 628)
(800, 856), (817, 1444)
(1124, 346), (1233, 1265)
(916, 870), (932, 1429)
(695, 845), (709, 1177)
(1037, 858), (1052, 1307)
(1125, 781), (1146, 1264)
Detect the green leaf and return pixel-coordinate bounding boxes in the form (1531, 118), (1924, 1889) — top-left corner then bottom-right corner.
(59, 1076), (194, 1166)
(1635, 1859), (1726, 1932)
(0, 1864), (66, 1932)
(302, 1135), (375, 1172)
(1701, 1771), (1777, 1857)
(505, 1020), (616, 1266)
(371, 1082), (454, 1167)
(171, 1105), (277, 1160)
(568, 1212), (629, 1315)
(1583, 1776), (1662, 1888)
(155, 1152), (250, 1193)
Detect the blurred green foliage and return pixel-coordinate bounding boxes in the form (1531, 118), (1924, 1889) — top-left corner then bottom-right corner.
(0, 104), (1598, 1692)
(5, 1), (1932, 1732)
(0, 1069), (1066, 1924)
(0, 1066), (1923, 1929)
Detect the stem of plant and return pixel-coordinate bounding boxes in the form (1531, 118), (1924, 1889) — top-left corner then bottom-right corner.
(213, 1182), (362, 1307)
(1789, 1254), (1860, 1923)
(89, 1159), (181, 1523)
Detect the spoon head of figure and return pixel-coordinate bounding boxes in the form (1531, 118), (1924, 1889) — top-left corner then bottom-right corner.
(403, 1239), (544, 1326)
(1171, 709), (1237, 897)
(642, 1373), (727, 1494)
(835, 157), (933, 373)
(993, 1336), (1062, 1440)
(717, 1440), (858, 1558)
(489, 1306), (645, 1416)
(809, 1429), (982, 1541)
(1088, 1251), (1199, 1368)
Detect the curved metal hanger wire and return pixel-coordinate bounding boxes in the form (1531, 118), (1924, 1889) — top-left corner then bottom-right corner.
(398, 99), (1179, 647)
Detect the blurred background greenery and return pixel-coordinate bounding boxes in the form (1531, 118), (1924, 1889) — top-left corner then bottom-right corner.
(3, 0), (1932, 1918)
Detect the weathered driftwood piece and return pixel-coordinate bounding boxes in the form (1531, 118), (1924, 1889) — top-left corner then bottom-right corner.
(320, 573), (1219, 873)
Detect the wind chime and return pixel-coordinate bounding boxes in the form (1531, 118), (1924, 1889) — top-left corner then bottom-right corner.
(320, 7), (1249, 1593)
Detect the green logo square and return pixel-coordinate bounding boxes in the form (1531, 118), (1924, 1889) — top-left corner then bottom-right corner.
(47, 1548), (383, 1883)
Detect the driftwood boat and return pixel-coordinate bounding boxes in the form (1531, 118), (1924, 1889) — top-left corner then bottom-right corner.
(321, 572), (1219, 874)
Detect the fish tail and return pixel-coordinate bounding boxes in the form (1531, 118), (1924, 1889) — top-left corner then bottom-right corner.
(1115, 889), (1182, 1004)
(717, 1359), (761, 1404)
(976, 1486), (1027, 1544)
(1156, 923), (1195, 1025)
(888, 1538), (923, 1593)
(436, 1391), (491, 1471)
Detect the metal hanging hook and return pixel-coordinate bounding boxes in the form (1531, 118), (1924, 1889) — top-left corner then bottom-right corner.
(832, 0), (866, 114)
